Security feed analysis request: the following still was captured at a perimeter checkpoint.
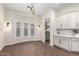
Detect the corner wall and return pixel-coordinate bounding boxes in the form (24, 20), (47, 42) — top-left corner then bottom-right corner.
(0, 4), (5, 50)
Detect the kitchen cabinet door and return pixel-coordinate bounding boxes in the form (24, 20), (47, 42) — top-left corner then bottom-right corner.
(56, 14), (71, 29)
(60, 37), (71, 51)
(69, 13), (77, 28)
(56, 15), (66, 29)
(72, 40), (79, 51)
(76, 12), (79, 28)
(54, 35), (60, 46)
(60, 13), (76, 29)
(56, 12), (77, 29)
(60, 15), (65, 28)
(56, 16), (61, 29)
(64, 13), (72, 28)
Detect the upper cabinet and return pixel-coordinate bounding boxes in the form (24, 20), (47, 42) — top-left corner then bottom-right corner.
(56, 13), (70, 29)
(56, 16), (61, 29)
(68, 12), (76, 28)
(56, 12), (79, 29)
(76, 12), (79, 28)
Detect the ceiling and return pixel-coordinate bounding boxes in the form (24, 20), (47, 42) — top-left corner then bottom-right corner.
(3, 3), (79, 16)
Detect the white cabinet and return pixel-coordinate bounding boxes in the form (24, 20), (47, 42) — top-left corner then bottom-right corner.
(56, 16), (62, 29)
(68, 12), (79, 28)
(54, 35), (71, 51)
(56, 12), (79, 29)
(60, 37), (71, 51)
(60, 15), (66, 28)
(69, 13), (77, 28)
(54, 35), (60, 46)
(56, 14), (69, 29)
(54, 35), (79, 52)
(61, 14), (71, 28)
(72, 39), (79, 51)
(76, 12), (79, 28)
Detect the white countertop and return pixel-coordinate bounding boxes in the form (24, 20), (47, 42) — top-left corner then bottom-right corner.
(54, 34), (79, 38)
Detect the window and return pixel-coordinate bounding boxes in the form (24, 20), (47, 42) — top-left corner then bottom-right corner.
(24, 23), (28, 36)
(16, 22), (21, 37)
(31, 23), (35, 36)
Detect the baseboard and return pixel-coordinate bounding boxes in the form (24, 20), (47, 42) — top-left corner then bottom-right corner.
(54, 45), (71, 52)
(71, 50), (79, 53)
(6, 40), (42, 46)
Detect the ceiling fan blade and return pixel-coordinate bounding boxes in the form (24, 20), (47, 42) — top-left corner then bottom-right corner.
(27, 6), (30, 8)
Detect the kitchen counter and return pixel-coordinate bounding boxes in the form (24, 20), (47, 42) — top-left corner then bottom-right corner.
(53, 34), (79, 52)
(54, 34), (79, 38)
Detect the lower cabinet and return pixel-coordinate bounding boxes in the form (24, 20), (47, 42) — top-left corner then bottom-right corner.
(54, 35), (71, 51)
(54, 35), (79, 52)
(72, 39), (79, 51)
(54, 35), (60, 47)
(60, 37), (71, 51)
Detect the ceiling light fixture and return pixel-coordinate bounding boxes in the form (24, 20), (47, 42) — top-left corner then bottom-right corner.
(27, 3), (36, 15)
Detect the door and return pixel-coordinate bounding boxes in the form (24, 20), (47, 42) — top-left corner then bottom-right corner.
(45, 18), (50, 44)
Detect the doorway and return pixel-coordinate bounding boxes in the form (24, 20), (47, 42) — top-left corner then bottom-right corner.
(45, 18), (50, 45)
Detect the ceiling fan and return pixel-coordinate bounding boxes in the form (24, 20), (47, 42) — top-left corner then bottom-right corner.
(27, 3), (36, 15)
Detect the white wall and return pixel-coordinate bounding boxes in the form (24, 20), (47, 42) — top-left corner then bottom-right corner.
(4, 8), (42, 45)
(0, 4), (5, 50)
(42, 9), (56, 46)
